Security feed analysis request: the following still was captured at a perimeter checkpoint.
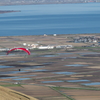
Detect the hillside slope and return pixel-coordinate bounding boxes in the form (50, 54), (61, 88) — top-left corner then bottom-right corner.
(0, 86), (38, 100)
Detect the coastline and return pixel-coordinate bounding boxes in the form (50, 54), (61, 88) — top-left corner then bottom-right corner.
(0, 10), (21, 14)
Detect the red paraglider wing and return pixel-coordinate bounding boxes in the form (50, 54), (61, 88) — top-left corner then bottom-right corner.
(7, 48), (30, 55)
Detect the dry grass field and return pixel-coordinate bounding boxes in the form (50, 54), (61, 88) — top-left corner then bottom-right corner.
(0, 86), (38, 100)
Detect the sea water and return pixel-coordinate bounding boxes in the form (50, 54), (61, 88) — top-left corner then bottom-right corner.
(0, 3), (100, 36)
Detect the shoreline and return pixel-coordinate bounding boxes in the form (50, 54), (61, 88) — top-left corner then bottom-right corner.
(0, 33), (100, 37)
(0, 10), (21, 14)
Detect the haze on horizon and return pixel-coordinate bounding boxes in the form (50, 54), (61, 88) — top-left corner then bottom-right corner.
(0, 0), (100, 6)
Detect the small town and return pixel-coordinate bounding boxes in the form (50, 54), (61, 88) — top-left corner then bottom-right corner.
(73, 36), (100, 43)
(0, 34), (100, 52)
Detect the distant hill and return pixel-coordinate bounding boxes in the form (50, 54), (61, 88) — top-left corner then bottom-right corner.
(0, 0), (100, 5)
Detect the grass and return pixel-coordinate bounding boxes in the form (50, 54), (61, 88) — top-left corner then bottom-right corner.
(30, 48), (62, 54)
(0, 84), (22, 87)
(73, 46), (100, 51)
(50, 86), (75, 100)
(52, 86), (100, 91)
(49, 86), (100, 100)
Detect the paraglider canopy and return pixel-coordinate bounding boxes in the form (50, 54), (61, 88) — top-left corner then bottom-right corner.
(7, 48), (31, 55)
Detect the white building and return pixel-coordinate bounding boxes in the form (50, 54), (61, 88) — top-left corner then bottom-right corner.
(56, 45), (73, 48)
(38, 46), (54, 49)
